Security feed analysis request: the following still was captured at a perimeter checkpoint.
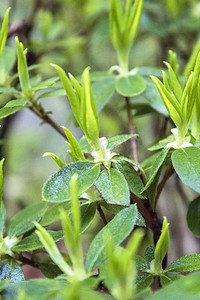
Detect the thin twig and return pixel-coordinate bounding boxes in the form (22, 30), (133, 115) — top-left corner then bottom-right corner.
(155, 162), (175, 206)
(18, 255), (39, 269)
(125, 97), (138, 162)
(29, 106), (67, 140)
(97, 204), (108, 226)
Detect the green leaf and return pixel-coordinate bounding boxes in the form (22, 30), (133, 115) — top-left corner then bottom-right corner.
(187, 196), (200, 237)
(85, 204), (138, 271)
(80, 203), (96, 232)
(141, 78), (168, 115)
(35, 222), (73, 276)
(107, 134), (137, 150)
(166, 254), (200, 273)
(81, 67), (100, 151)
(61, 126), (85, 161)
(8, 202), (48, 237)
(0, 87), (20, 95)
(160, 273), (184, 287)
(0, 8), (10, 58)
(142, 148), (170, 192)
(116, 74), (146, 97)
(42, 161), (100, 202)
(38, 263), (62, 279)
(154, 217), (169, 265)
(4, 98), (28, 108)
(135, 255), (148, 271)
(37, 89), (66, 99)
(43, 152), (65, 168)
(40, 202), (71, 227)
(148, 271), (200, 300)
(136, 273), (154, 292)
(0, 46), (16, 75)
(93, 77), (115, 112)
(0, 158), (5, 207)
(0, 260), (24, 283)
(114, 160), (146, 199)
(13, 230), (63, 252)
(0, 202), (5, 234)
(145, 246), (155, 264)
(172, 147), (200, 193)
(32, 77), (59, 91)
(0, 106), (25, 119)
(95, 168), (130, 206)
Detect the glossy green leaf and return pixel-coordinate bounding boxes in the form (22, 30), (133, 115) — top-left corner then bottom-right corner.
(95, 168), (130, 206)
(80, 203), (96, 232)
(8, 202), (48, 237)
(114, 160), (146, 199)
(0, 8), (10, 58)
(116, 74), (146, 97)
(13, 230), (63, 252)
(172, 147), (200, 193)
(166, 254), (200, 272)
(42, 161), (100, 202)
(142, 148), (170, 192)
(0, 260), (24, 283)
(187, 196), (200, 237)
(93, 77), (115, 112)
(85, 204), (138, 271)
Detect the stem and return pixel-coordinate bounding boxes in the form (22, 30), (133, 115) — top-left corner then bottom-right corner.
(155, 162), (175, 206)
(97, 204), (108, 226)
(125, 97), (138, 162)
(29, 105), (67, 140)
(18, 254), (39, 269)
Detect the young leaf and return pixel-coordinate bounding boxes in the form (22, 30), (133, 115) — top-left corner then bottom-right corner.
(154, 217), (169, 265)
(40, 202), (71, 227)
(35, 222), (73, 276)
(0, 158), (5, 207)
(187, 196), (200, 237)
(172, 147), (200, 193)
(93, 77), (115, 112)
(142, 148), (170, 192)
(115, 74), (146, 97)
(12, 230), (63, 252)
(0, 203), (5, 235)
(43, 152), (65, 168)
(94, 168), (130, 206)
(85, 204), (138, 271)
(61, 126), (85, 161)
(0, 260), (24, 283)
(0, 106), (25, 119)
(0, 8), (10, 58)
(8, 202), (48, 237)
(15, 37), (32, 97)
(166, 254), (200, 273)
(42, 161), (100, 202)
(183, 39), (200, 78)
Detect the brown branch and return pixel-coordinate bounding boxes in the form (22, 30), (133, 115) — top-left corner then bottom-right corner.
(97, 204), (108, 226)
(155, 162), (175, 206)
(29, 106), (67, 140)
(18, 255), (39, 269)
(125, 97), (138, 162)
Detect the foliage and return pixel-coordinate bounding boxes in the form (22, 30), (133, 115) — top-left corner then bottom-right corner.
(0, 1), (200, 299)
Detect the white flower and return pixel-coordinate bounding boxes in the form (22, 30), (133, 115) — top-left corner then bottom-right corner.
(92, 137), (117, 166)
(165, 128), (192, 149)
(0, 235), (19, 258)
